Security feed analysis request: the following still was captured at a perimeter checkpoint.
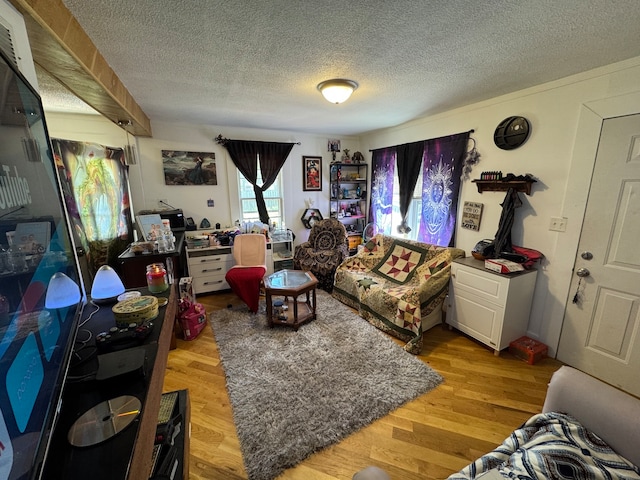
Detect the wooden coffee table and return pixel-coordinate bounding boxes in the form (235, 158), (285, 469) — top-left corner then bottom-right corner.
(264, 270), (318, 330)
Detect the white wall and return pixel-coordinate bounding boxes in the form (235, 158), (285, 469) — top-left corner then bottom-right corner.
(45, 114), (361, 247)
(360, 55), (640, 357)
(45, 55), (640, 358)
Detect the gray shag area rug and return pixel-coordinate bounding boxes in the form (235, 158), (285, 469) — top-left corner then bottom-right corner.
(209, 290), (443, 480)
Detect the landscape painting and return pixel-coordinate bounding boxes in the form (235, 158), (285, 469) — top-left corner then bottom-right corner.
(162, 150), (217, 185)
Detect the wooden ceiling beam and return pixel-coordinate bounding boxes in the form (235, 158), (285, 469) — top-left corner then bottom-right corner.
(9, 0), (152, 136)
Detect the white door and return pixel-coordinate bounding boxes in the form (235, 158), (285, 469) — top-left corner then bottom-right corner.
(557, 113), (640, 397)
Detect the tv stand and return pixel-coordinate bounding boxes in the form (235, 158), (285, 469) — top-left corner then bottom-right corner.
(42, 285), (189, 479)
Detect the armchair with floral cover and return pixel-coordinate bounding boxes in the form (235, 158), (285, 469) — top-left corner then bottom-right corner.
(293, 218), (350, 292)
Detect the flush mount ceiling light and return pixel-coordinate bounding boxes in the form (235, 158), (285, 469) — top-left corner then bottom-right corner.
(317, 79), (359, 104)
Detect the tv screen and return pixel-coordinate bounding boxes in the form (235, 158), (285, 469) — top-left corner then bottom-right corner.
(0, 49), (83, 479)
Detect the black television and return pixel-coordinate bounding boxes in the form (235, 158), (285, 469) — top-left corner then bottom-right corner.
(0, 49), (83, 479)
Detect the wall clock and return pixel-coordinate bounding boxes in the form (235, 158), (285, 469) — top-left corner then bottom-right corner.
(494, 116), (531, 150)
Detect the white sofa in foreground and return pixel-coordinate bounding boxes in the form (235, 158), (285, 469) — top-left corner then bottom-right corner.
(354, 366), (640, 479)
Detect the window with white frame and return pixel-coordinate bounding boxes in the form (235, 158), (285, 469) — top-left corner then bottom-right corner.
(390, 169), (422, 240)
(237, 168), (284, 228)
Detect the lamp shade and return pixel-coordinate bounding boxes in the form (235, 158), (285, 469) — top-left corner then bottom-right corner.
(45, 272), (81, 309)
(91, 265), (125, 301)
(317, 79), (358, 104)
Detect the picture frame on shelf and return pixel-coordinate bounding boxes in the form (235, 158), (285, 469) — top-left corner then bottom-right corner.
(302, 156), (322, 191)
(327, 139), (341, 153)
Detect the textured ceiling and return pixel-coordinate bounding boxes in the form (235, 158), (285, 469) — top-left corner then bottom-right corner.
(39, 0), (640, 136)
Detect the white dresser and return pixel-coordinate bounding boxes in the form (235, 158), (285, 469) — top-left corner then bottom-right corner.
(447, 256), (537, 355)
(185, 241), (274, 295)
(186, 246), (234, 294)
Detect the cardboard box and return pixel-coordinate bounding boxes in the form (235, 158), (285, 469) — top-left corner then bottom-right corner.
(179, 276), (195, 303)
(484, 258), (525, 274)
(509, 336), (548, 364)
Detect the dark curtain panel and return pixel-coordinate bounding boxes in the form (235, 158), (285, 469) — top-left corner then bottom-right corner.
(224, 140), (294, 224)
(369, 147), (396, 235)
(418, 132), (470, 246)
(396, 141), (425, 233)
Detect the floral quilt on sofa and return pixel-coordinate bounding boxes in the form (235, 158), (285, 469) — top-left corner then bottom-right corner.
(332, 234), (465, 353)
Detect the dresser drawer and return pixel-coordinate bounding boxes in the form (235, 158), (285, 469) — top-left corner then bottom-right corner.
(188, 252), (233, 267)
(188, 259), (233, 277)
(193, 273), (230, 293)
(451, 261), (508, 306)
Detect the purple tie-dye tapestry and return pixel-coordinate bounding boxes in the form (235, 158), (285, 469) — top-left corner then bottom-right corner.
(369, 148), (396, 235)
(418, 132), (470, 246)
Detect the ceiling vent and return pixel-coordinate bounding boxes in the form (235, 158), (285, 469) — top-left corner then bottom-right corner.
(0, 23), (19, 72)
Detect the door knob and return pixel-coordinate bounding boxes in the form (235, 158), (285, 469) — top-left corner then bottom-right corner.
(576, 267), (590, 277)
(581, 251), (593, 260)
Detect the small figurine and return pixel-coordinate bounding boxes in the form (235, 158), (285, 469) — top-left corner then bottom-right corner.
(352, 151), (364, 163)
(341, 149), (351, 163)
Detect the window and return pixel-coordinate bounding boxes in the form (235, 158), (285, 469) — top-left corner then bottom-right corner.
(237, 168), (284, 228)
(390, 169), (422, 241)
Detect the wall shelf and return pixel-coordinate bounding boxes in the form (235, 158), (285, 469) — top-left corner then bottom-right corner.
(472, 179), (536, 195)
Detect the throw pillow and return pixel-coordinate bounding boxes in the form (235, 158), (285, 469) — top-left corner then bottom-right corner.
(371, 240), (426, 284)
(363, 235), (382, 254)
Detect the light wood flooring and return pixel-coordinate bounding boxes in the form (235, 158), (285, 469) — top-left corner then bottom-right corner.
(162, 291), (564, 480)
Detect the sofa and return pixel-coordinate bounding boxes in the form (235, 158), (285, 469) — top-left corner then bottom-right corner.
(332, 234), (465, 353)
(447, 365), (640, 479)
(354, 366), (640, 479)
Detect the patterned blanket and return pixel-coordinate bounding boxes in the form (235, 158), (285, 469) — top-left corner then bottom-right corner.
(332, 234), (464, 353)
(447, 412), (640, 480)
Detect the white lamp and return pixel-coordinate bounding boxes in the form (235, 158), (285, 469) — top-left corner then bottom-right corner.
(45, 272), (81, 309)
(317, 79), (359, 104)
(91, 265), (125, 302)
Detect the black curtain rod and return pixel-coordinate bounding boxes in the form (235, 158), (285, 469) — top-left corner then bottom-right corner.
(368, 129), (475, 152)
(215, 134), (300, 145)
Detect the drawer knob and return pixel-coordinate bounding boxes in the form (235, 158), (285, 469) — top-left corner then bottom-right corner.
(204, 280), (223, 285)
(201, 267), (222, 273)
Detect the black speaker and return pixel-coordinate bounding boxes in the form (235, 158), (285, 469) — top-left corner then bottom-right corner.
(494, 116), (530, 150)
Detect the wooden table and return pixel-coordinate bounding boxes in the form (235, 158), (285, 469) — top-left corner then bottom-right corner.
(264, 270), (318, 330)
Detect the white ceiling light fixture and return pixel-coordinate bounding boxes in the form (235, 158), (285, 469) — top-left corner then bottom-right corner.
(317, 79), (359, 104)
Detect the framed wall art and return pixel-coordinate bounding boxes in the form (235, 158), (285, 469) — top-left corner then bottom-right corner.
(461, 201), (484, 231)
(303, 156), (322, 191)
(162, 150), (217, 185)
(328, 139), (341, 161)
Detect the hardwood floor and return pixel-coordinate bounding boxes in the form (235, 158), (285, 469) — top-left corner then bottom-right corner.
(162, 291), (564, 480)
